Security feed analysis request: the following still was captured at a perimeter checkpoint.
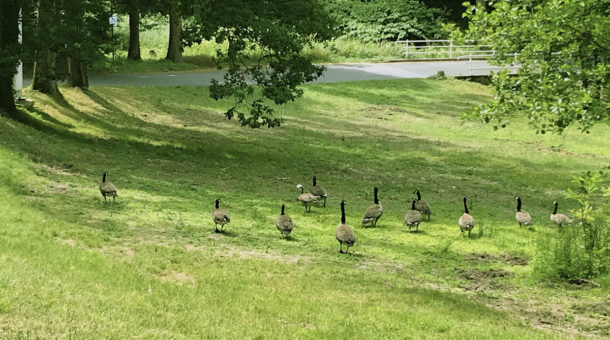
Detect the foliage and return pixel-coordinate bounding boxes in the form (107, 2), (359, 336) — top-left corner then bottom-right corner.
(326, 0), (447, 42)
(463, 0), (610, 134)
(197, 0), (336, 128)
(57, 0), (113, 66)
(536, 171), (609, 282)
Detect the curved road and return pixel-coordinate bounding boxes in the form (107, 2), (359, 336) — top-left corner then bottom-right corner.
(25, 60), (511, 87)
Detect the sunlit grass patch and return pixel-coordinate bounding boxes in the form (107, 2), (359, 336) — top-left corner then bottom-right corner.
(0, 78), (608, 338)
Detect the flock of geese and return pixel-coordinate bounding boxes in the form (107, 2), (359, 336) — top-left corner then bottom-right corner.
(100, 174), (572, 254)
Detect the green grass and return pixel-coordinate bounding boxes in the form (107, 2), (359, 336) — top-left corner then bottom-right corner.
(1, 78), (609, 338)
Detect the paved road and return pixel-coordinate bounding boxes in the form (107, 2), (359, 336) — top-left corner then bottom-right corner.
(25, 60), (512, 87)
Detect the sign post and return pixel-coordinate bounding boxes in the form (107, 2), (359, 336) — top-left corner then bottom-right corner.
(109, 15), (118, 64)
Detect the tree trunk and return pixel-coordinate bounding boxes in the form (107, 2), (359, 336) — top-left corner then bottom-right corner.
(32, 49), (60, 96)
(67, 57), (89, 88)
(166, 2), (183, 63)
(32, 0), (60, 97)
(127, 0), (141, 61)
(0, 0), (20, 113)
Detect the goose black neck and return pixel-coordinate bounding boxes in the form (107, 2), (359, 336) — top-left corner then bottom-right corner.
(340, 201), (346, 224)
(215, 200), (220, 209)
(102, 173), (106, 183)
(411, 200), (416, 210)
(553, 202), (558, 214)
(313, 176), (317, 187)
(281, 204), (285, 215)
(374, 187), (379, 204)
(516, 197), (522, 212)
(463, 197), (469, 214)
(300, 186), (304, 194)
(416, 190), (421, 201)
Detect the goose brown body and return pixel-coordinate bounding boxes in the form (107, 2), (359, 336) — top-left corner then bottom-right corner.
(310, 176), (328, 207)
(413, 190), (431, 221)
(405, 200), (422, 232)
(336, 200), (356, 254)
(362, 187), (383, 227)
(458, 197), (475, 236)
(276, 204), (293, 237)
(550, 201), (570, 227)
(297, 184), (317, 212)
(99, 173), (117, 203)
(515, 196), (532, 227)
(212, 199), (230, 233)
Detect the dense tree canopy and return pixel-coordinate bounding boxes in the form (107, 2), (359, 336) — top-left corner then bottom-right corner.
(464, 0), (609, 134)
(326, 0), (447, 42)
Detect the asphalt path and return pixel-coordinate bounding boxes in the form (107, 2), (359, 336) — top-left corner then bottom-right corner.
(24, 60), (510, 87)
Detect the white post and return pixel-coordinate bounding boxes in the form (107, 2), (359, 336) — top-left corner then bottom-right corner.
(449, 40), (453, 59)
(13, 9), (23, 99)
(405, 39), (409, 59)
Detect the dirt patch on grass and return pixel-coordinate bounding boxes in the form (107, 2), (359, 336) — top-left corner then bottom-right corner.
(465, 252), (529, 266)
(184, 245), (308, 264)
(156, 269), (195, 285)
(46, 181), (70, 193)
(357, 258), (405, 274)
(456, 268), (513, 292)
(360, 105), (430, 122)
(480, 290), (610, 338)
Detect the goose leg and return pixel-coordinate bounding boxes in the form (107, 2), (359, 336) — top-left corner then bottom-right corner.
(339, 243), (344, 254)
(323, 197), (327, 208)
(215, 224), (220, 233)
(346, 245), (350, 254)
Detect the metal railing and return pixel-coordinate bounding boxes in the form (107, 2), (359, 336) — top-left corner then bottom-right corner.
(395, 39), (495, 60)
(458, 54), (521, 76)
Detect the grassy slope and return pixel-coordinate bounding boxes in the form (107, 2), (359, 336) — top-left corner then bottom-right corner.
(0, 79), (608, 338)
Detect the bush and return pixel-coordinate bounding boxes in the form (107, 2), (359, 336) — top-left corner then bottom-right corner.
(535, 171), (609, 283)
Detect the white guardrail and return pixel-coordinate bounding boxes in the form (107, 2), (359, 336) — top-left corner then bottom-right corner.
(395, 39), (495, 60)
(457, 53), (521, 76)
(395, 39), (521, 75)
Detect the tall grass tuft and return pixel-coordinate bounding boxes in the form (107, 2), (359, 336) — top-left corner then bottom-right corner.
(535, 171), (609, 283)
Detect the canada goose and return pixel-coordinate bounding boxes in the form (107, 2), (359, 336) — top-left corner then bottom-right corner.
(310, 176), (328, 207)
(362, 186), (383, 227)
(336, 200), (356, 254)
(296, 184), (317, 212)
(550, 201), (570, 227)
(515, 196), (532, 227)
(99, 172), (117, 203)
(405, 200), (422, 232)
(275, 204), (293, 237)
(212, 198), (230, 233)
(458, 197), (475, 237)
(413, 189), (431, 221)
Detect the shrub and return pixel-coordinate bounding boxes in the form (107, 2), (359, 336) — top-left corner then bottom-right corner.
(535, 171), (609, 283)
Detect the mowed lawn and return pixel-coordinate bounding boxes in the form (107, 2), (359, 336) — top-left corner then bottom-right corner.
(0, 79), (608, 339)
